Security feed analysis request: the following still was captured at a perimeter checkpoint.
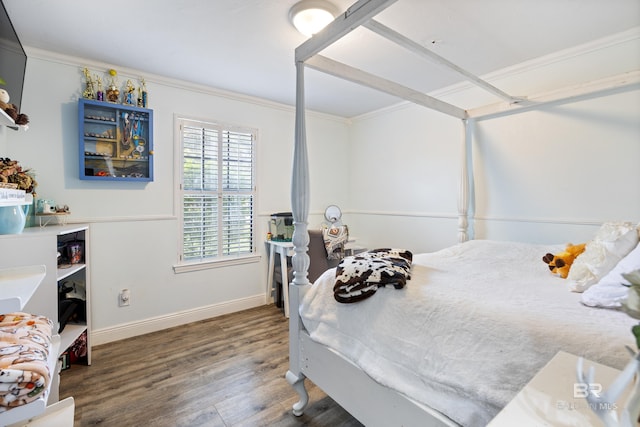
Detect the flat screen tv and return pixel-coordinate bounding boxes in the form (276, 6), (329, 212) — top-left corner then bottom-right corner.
(0, 0), (27, 113)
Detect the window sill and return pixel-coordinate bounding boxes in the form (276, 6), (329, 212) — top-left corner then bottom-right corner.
(173, 254), (261, 274)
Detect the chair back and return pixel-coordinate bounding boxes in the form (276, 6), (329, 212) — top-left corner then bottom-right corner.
(308, 229), (339, 283)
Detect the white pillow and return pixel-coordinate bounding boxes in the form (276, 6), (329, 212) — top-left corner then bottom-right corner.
(568, 221), (639, 292)
(581, 241), (640, 307)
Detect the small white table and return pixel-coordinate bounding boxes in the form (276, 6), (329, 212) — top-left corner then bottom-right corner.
(266, 240), (294, 318)
(489, 351), (634, 426)
(266, 238), (361, 318)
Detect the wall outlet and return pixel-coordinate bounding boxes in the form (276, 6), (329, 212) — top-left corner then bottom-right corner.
(119, 289), (131, 307)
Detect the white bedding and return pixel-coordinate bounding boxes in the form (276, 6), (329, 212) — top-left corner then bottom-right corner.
(299, 240), (638, 426)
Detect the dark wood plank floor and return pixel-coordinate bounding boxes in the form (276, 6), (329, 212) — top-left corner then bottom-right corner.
(60, 304), (363, 427)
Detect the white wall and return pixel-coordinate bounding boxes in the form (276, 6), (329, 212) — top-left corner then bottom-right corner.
(347, 32), (640, 253)
(347, 103), (464, 252)
(2, 29), (639, 344)
(471, 90), (640, 243)
(1, 49), (350, 344)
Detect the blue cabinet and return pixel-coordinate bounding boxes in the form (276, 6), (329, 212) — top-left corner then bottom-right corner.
(78, 99), (153, 181)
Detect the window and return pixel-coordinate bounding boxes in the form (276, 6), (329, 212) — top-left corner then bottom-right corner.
(177, 118), (256, 266)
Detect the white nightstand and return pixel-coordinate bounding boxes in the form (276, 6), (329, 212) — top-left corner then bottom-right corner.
(489, 351), (636, 426)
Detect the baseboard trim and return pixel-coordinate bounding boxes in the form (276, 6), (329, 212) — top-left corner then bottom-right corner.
(90, 294), (266, 346)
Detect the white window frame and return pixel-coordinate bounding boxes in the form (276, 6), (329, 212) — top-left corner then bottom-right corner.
(174, 115), (259, 273)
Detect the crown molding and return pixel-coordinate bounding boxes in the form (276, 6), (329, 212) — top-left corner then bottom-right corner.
(22, 46), (349, 124)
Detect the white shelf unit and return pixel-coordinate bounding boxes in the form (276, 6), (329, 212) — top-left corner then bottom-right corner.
(0, 265), (61, 426)
(56, 262), (88, 355)
(6, 397), (75, 427)
(55, 226), (91, 366)
(0, 265), (45, 312)
(0, 224), (91, 411)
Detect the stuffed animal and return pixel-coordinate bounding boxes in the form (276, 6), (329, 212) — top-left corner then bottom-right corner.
(0, 88), (29, 126)
(542, 243), (586, 279)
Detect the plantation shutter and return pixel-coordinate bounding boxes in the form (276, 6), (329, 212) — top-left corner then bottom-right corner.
(181, 121), (255, 262)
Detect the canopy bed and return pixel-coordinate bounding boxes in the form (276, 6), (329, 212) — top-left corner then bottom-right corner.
(285, 0), (640, 425)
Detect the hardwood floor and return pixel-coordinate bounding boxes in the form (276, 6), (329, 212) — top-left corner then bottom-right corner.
(60, 304), (363, 427)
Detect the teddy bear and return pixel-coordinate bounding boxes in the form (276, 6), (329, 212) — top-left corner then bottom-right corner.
(0, 88), (29, 126)
(542, 243), (586, 279)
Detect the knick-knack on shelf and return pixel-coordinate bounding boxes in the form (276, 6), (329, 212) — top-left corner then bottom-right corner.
(124, 80), (135, 105)
(140, 77), (148, 108)
(106, 69), (120, 103)
(95, 75), (104, 101)
(82, 67), (95, 99)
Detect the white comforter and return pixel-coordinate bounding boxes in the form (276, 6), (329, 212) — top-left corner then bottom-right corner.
(300, 240), (637, 426)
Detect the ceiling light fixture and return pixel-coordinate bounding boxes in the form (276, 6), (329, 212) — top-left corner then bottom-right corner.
(289, 0), (339, 37)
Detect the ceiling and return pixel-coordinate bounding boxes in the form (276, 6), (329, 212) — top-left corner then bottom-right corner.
(3, 0), (640, 118)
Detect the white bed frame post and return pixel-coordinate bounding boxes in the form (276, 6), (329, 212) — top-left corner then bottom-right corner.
(286, 1), (403, 416)
(458, 119), (475, 242)
(286, 60), (311, 416)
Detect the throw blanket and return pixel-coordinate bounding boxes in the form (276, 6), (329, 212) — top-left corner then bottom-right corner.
(322, 225), (349, 260)
(0, 312), (53, 412)
(333, 248), (413, 303)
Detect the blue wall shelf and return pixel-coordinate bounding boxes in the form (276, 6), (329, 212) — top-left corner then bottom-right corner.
(78, 99), (154, 182)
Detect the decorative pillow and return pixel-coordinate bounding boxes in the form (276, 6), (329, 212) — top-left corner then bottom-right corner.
(581, 241), (640, 307)
(322, 225), (349, 260)
(568, 221), (639, 292)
